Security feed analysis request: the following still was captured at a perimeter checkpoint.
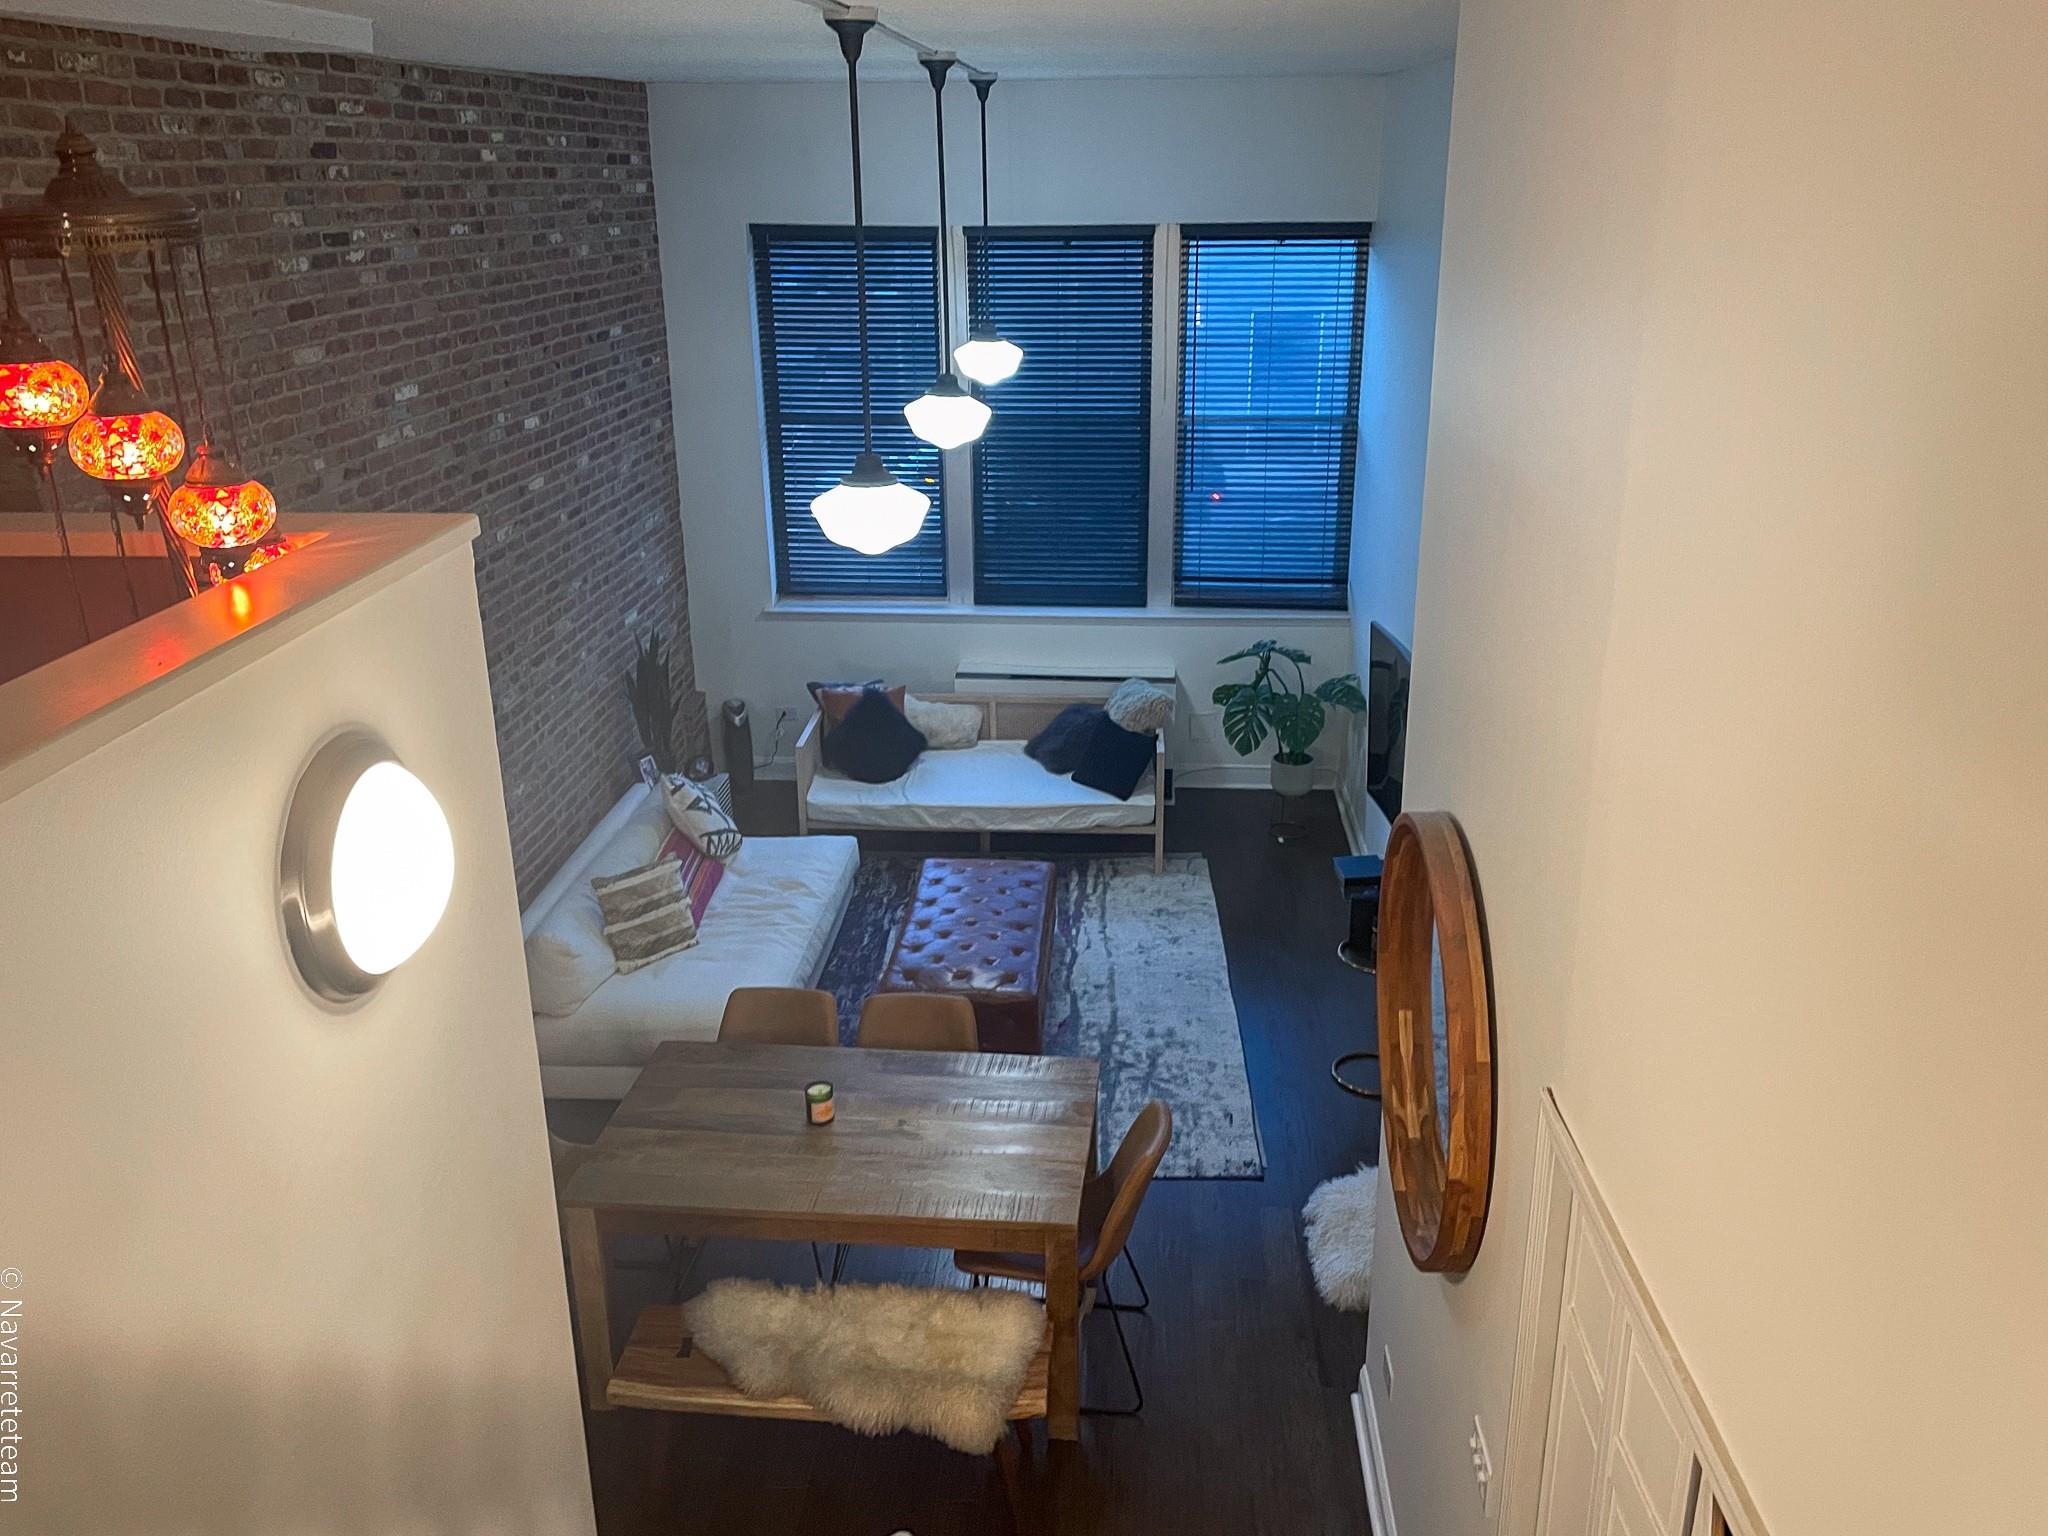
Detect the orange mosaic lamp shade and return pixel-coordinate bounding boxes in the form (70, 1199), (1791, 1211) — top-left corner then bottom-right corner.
(67, 375), (186, 482)
(239, 536), (294, 574)
(0, 312), (90, 433)
(0, 357), (91, 432)
(166, 439), (278, 549)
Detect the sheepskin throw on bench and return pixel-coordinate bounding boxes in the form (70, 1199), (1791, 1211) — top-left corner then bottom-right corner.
(682, 1279), (1045, 1454)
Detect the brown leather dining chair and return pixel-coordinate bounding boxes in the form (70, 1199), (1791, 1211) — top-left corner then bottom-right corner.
(718, 986), (846, 1284)
(718, 986), (840, 1046)
(856, 991), (980, 1052)
(956, 1099), (1172, 1415)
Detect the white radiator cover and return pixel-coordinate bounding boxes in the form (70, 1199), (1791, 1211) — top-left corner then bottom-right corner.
(951, 660), (1177, 694)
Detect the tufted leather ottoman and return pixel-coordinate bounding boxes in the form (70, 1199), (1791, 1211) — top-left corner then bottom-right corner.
(876, 858), (1054, 1055)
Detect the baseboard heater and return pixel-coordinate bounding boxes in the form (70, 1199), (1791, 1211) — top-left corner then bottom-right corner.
(952, 661), (1180, 804)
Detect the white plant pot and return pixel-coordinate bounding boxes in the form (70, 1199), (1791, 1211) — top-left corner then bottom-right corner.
(1271, 755), (1315, 798)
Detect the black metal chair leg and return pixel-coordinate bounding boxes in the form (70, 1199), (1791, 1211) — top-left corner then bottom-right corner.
(667, 1238), (703, 1303)
(810, 1243), (848, 1287)
(1082, 1288), (1144, 1417)
(1097, 1249), (1151, 1314)
(1078, 1262), (1145, 1416)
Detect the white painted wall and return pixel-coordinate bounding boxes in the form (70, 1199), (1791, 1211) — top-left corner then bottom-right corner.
(1342, 54), (1454, 847)
(0, 530), (595, 1532)
(1365, 2), (2048, 1534)
(647, 75), (1381, 781)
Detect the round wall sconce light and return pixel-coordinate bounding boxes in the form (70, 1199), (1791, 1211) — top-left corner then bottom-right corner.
(280, 732), (455, 1002)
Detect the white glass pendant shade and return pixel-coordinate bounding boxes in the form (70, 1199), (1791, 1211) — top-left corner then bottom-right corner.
(810, 450), (932, 555)
(904, 372), (992, 449)
(952, 333), (1023, 386)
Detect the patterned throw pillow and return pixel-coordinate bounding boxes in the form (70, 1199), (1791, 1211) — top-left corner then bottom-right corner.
(591, 857), (698, 973)
(1106, 678), (1173, 735)
(904, 693), (982, 750)
(661, 774), (743, 860)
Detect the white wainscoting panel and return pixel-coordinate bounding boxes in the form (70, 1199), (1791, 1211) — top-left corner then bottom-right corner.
(1503, 1092), (1769, 1536)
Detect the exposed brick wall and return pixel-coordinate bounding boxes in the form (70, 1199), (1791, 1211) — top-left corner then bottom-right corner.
(0, 17), (705, 902)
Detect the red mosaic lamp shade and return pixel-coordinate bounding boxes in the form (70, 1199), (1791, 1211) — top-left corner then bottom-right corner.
(66, 373), (185, 482)
(238, 536), (294, 574)
(0, 313), (89, 433)
(166, 438), (278, 549)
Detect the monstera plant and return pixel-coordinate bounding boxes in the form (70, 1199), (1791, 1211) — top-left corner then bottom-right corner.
(1213, 640), (1369, 797)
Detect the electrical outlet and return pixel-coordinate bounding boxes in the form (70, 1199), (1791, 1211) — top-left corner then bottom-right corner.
(1468, 1415), (1496, 1515)
(1381, 1344), (1396, 1399)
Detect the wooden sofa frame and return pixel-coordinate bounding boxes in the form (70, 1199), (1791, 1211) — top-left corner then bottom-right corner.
(795, 690), (1169, 875)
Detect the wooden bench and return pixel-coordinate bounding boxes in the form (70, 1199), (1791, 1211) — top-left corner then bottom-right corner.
(607, 1303), (1048, 1530)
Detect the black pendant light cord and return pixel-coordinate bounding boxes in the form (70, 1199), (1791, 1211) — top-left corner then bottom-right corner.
(923, 54), (955, 370)
(972, 74), (993, 334)
(831, 15), (877, 453)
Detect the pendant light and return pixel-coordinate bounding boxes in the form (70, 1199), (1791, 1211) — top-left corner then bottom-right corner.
(952, 72), (1024, 386)
(903, 53), (992, 451)
(167, 437), (279, 549)
(0, 309), (90, 433)
(67, 371), (185, 484)
(809, 9), (931, 557)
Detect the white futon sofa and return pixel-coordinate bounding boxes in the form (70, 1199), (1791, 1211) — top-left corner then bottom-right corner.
(522, 784), (858, 1098)
(796, 691), (1167, 874)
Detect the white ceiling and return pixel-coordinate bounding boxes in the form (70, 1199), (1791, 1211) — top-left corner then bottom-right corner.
(335, 0), (1458, 83)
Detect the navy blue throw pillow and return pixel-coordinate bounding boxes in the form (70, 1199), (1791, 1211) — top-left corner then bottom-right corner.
(1071, 714), (1155, 801)
(1026, 703), (1105, 775)
(823, 689), (927, 783)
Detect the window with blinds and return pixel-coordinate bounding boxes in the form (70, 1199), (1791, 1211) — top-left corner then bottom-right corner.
(1175, 223), (1368, 609)
(967, 227), (1154, 608)
(752, 225), (946, 598)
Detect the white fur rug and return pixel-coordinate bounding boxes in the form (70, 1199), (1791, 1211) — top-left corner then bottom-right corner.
(681, 1279), (1043, 1454)
(1303, 1163), (1378, 1313)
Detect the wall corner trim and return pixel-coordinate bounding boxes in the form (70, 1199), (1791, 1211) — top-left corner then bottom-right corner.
(1353, 1379), (1401, 1536)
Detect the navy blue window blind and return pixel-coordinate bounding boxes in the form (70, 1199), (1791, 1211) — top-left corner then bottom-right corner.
(1175, 223), (1368, 609)
(752, 225), (946, 598)
(967, 227), (1154, 608)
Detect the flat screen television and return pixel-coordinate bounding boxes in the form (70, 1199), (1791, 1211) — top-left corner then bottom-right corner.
(1367, 622), (1410, 822)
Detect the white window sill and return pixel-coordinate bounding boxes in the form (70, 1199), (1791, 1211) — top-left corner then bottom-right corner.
(761, 600), (1352, 624)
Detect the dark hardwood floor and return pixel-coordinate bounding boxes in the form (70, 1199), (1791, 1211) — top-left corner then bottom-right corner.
(548, 785), (1383, 1535)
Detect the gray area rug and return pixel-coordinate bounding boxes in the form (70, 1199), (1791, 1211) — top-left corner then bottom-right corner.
(818, 854), (1264, 1179)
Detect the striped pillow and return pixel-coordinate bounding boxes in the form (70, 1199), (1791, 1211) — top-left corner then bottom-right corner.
(658, 828), (727, 925)
(590, 857), (698, 973)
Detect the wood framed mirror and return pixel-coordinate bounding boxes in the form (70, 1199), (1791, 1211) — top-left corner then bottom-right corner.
(1376, 810), (1495, 1273)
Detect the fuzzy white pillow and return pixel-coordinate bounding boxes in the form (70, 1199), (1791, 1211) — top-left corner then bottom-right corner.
(1106, 678), (1173, 735)
(904, 693), (982, 750)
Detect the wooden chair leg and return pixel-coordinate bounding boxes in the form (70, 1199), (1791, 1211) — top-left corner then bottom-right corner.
(993, 1421), (1037, 1536)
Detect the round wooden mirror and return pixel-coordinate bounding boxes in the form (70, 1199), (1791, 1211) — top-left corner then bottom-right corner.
(1376, 810), (1495, 1273)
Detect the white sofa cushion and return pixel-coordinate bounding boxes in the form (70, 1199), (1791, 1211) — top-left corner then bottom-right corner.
(806, 739), (1155, 832)
(524, 793), (674, 1016)
(532, 833), (859, 1069)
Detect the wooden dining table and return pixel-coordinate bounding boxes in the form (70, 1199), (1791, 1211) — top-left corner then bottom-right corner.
(558, 1038), (1101, 1441)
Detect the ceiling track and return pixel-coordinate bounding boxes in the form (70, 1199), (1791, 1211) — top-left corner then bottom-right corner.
(790, 0), (997, 81)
